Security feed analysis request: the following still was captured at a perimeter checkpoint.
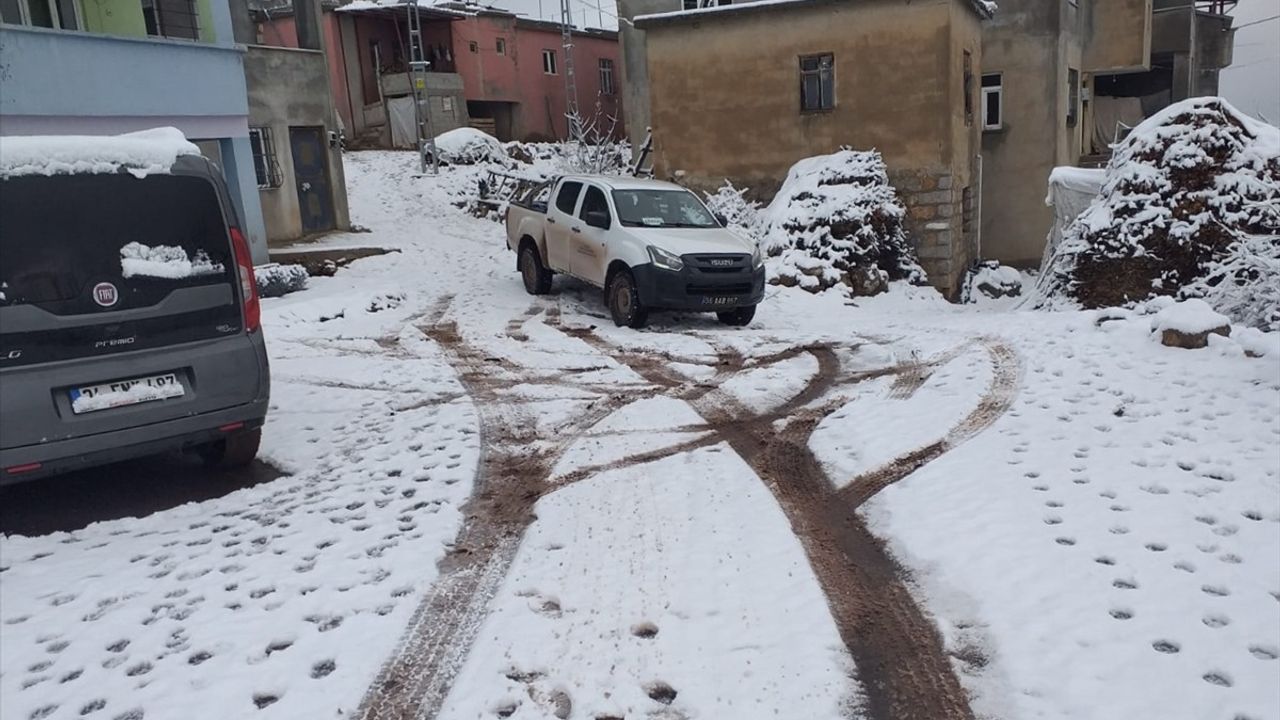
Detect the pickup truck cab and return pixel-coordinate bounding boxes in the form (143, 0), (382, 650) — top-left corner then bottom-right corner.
(505, 175), (765, 328)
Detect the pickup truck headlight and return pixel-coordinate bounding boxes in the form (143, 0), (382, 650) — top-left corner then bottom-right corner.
(751, 244), (765, 270)
(648, 245), (685, 272)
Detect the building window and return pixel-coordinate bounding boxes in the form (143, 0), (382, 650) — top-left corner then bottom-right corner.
(963, 50), (974, 127)
(1, 0), (81, 29)
(1067, 68), (1080, 127)
(496, 38), (506, 55)
(599, 58), (615, 95)
(799, 53), (834, 112)
(249, 128), (282, 189)
(981, 73), (1002, 130)
(543, 49), (557, 75)
(141, 0), (200, 40)
(468, 41), (478, 53)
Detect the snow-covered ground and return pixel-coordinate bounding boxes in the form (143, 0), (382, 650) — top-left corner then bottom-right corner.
(2, 150), (1277, 720)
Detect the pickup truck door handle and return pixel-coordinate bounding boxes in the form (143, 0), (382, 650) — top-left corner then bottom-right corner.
(547, 218), (557, 225)
(571, 226), (582, 233)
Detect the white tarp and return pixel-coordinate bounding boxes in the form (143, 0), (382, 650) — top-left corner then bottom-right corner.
(387, 96), (417, 149)
(1040, 166), (1105, 276)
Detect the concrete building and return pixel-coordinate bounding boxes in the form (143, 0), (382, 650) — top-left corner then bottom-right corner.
(234, 0), (351, 243)
(257, 1), (624, 145)
(979, 0), (1237, 266)
(1, 0), (270, 261)
(623, 0), (994, 298)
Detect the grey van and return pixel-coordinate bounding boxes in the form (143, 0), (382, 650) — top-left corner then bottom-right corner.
(0, 151), (270, 485)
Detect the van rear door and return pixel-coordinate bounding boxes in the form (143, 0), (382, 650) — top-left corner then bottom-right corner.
(0, 167), (263, 447)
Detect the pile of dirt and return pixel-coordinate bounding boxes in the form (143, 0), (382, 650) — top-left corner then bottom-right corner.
(1040, 97), (1280, 329)
(762, 149), (926, 296)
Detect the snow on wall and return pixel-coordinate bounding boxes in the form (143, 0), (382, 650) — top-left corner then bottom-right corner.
(0, 127), (200, 179)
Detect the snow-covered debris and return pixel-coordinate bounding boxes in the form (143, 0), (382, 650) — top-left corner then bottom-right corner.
(0, 127), (200, 178)
(1151, 298), (1232, 348)
(1040, 97), (1280, 325)
(762, 149), (925, 296)
(119, 242), (224, 279)
(255, 263), (309, 298)
(429, 127), (507, 166)
(965, 261), (1024, 302)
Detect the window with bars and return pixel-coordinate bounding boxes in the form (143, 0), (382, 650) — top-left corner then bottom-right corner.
(141, 0), (200, 40)
(249, 128), (283, 189)
(799, 53), (834, 112)
(599, 58), (615, 95)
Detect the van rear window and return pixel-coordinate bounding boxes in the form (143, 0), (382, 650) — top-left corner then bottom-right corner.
(0, 173), (235, 312)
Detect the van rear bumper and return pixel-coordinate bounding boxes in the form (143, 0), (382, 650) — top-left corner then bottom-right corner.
(0, 400), (268, 485)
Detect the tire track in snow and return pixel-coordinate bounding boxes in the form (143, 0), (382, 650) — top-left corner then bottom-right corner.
(358, 297), (1018, 720)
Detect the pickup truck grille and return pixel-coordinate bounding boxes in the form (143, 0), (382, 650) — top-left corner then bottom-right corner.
(684, 254), (752, 273)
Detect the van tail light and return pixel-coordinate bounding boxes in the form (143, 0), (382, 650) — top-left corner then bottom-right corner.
(5, 462), (42, 475)
(229, 227), (261, 333)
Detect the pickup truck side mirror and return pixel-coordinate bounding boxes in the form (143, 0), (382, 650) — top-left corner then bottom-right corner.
(714, 212), (729, 227)
(585, 209), (611, 230)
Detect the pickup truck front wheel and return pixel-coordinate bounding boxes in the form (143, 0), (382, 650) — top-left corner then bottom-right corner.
(717, 304), (757, 327)
(519, 243), (553, 295)
(608, 270), (649, 329)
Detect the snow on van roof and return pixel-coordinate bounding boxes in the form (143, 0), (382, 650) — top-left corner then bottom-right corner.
(0, 127), (201, 179)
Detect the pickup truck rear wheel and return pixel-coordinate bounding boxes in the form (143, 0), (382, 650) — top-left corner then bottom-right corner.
(608, 270), (649, 329)
(519, 244), (553, 295)
(716, 304), (757, 327)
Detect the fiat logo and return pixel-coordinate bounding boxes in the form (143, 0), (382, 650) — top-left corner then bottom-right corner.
(92, 282), (119, 308)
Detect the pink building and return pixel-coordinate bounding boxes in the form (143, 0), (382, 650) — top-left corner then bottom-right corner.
(255, 2), (624, 145)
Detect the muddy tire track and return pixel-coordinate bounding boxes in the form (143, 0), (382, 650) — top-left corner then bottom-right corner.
(576, 335), (1022, 720)
(358, 296), (1018, 720)
(840, 338), (1021, 509)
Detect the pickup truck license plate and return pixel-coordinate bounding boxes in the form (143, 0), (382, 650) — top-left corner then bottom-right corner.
(702, 296), (736, 306)
(69, 373), (184, 414)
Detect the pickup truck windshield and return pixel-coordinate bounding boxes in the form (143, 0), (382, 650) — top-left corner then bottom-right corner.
(612, 190), (718, 229)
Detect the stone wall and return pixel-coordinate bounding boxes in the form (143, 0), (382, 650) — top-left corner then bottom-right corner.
(889, 169), (974, 299)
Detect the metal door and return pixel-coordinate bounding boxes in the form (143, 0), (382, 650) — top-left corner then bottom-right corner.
(289, 127), (335, 234)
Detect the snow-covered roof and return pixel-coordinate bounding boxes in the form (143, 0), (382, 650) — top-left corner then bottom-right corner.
(0, 127), (201, 179)
(334, 0), (474, 17)
(635, 0), (995, 26)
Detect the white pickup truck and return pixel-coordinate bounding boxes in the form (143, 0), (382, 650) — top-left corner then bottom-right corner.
(504, 175), (765, 328)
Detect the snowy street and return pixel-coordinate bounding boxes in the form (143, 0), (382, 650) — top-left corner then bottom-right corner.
(2, 151), (1277, 720)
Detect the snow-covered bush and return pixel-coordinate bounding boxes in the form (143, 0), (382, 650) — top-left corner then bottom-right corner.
(1041, 97), (1280, 328)
(429, 128), (508, 166)
(703, 181), (764, 236)
(256, 263), (309, 298)
(762, 149), (925, 296)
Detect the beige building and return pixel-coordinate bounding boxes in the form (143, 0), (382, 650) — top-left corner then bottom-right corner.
(626, 0), (995, 298)
(980, 0), (1237, 266)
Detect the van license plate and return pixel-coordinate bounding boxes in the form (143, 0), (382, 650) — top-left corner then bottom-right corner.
(69, 373), (184, 414)
(703, 296), (736, 306)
